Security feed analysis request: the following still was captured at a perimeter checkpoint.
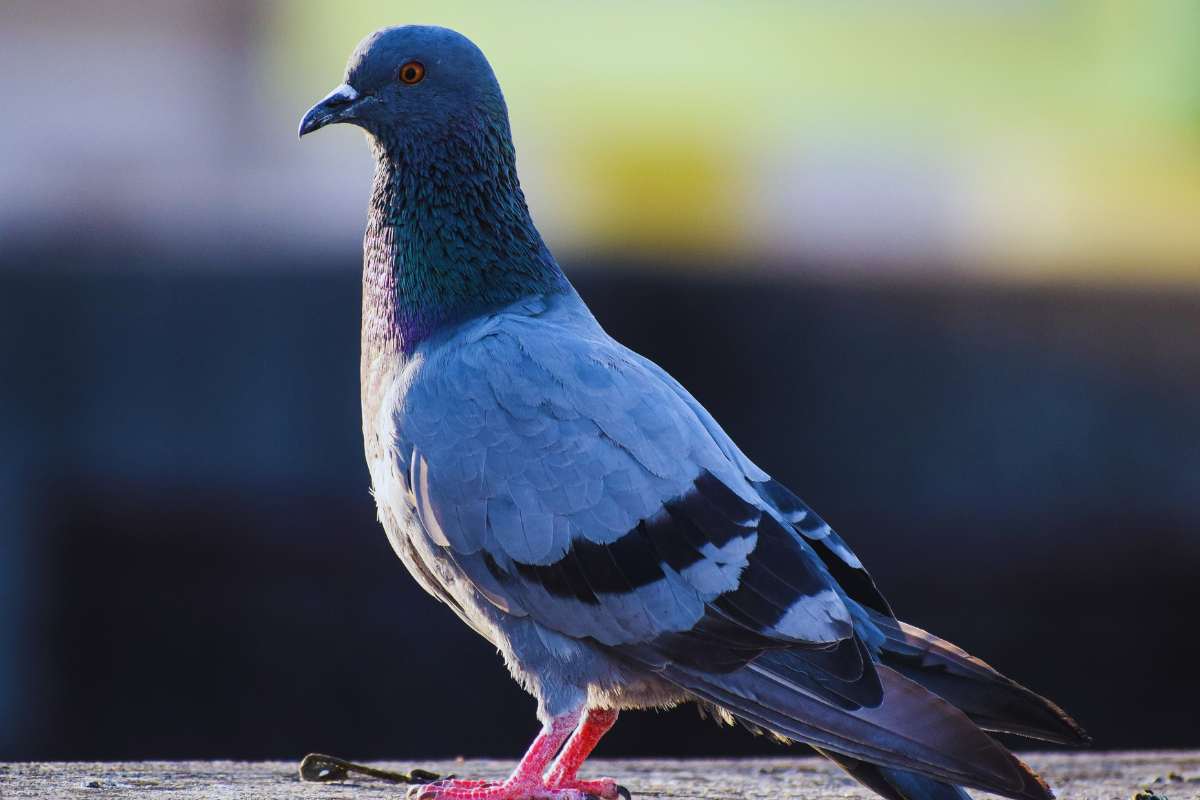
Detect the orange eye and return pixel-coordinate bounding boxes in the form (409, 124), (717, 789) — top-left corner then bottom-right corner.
(398, 61), (425, 85)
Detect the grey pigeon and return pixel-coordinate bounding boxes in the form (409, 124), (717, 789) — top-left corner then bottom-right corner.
(299, 25), (1087, 800)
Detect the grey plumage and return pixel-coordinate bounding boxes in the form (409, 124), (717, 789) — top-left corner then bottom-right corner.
(366, 286), (1081, 800)
(301, 24), (1087, 800)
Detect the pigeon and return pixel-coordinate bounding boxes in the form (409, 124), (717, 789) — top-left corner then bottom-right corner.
(299, 25), (1088, 800)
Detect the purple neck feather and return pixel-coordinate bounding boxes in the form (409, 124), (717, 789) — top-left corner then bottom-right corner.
(360, 119), (568, 357)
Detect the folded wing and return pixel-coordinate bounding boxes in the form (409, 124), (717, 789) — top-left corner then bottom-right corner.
(398, 305), (865, 678)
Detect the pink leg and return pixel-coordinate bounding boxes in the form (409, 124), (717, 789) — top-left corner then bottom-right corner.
(409, 711), (594, 800)
(545, 709), (624, 799)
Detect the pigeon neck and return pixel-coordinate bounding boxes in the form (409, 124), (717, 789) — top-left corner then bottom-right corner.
(361, 121), (568, 356)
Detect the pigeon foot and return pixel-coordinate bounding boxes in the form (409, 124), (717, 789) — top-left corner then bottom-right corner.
(546, 777), (630, 800)
(407, 776), (601, 800)
(407, 709), (629, 800)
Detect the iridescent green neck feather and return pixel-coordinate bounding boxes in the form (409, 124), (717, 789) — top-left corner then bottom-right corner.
(361, 115), (568, 356)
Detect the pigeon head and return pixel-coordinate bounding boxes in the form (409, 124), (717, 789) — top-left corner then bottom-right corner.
(298, 25), (506, 143)
(299, 25), (568, 355)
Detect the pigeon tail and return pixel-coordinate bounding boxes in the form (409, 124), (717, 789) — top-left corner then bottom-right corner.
(659, 661), (1054, 800)
(819, 749), (973, 800)
(870, 613), (1090, 746)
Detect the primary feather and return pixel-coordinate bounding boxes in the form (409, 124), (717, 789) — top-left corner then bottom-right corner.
(302, 23), (1087, 800)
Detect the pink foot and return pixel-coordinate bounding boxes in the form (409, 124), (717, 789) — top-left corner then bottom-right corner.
(546, 777), (629, 800)
(407, 776), (596, 800)
(408, 708), (629, 800)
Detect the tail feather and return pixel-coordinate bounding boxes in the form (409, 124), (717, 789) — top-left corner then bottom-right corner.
(660, 661), (1053, 800)
(819, 749), (971, 800)
(872, 614), (1090, 745)
(754, 636), (884, 710)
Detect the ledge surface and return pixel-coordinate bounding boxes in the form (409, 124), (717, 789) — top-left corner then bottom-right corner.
(2, 751), (1198, 800)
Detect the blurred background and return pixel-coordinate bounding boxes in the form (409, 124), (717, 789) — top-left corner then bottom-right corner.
(2, 0), (1198, 763)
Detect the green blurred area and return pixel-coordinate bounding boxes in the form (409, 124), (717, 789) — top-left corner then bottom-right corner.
(270, 0), (1200, 280)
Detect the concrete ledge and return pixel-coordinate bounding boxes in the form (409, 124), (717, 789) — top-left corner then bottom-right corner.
(2, 752), (1198, 799)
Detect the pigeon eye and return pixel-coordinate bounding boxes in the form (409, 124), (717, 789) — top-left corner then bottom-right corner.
(398, 61), (425, 85)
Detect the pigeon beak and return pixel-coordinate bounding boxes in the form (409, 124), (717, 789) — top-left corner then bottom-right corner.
(298, 83), (361, 139)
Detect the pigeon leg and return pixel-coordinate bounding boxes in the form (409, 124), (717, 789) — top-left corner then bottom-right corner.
(544, 709), (626, 799)
(409, 710), (593, 800)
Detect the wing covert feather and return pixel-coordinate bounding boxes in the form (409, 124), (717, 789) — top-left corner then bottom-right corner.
(397, 301), (855, 654)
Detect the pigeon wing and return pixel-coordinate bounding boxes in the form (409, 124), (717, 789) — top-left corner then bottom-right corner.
(398, 308), (857, 664)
